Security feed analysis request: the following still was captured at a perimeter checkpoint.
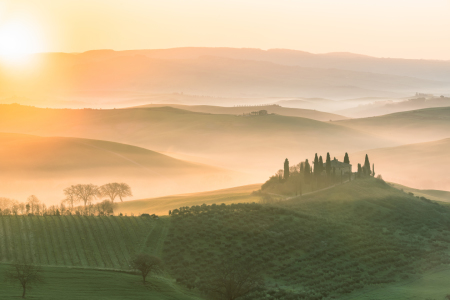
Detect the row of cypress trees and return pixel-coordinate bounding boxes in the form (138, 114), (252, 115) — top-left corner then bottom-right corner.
(283, 152), (374, 180)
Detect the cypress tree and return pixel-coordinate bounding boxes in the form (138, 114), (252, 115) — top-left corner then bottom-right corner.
(326, 153), (331, 177)
(284, 158), (290, 180)
(344, 152), (350, 164)
(372, 163), (375, 177)
(358, 163), (362, 178)
(364, 154), (371, 176)
(304, 159), (310, 181)
(314, 154), (319, 176)
(319, 156), (324, 173)
(300, 162), (304, 174)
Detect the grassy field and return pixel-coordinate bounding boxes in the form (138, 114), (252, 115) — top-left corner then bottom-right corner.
(115, 184), (261, 215)
(0, 264), (202, 300)
(342, 267), (450, 300)
(0, 215), (164, 269)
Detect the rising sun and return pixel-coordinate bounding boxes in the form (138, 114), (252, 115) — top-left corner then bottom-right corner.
(0, 20), (42, 64)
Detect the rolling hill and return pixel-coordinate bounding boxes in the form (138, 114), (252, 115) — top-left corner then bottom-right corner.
(337, 107), (450, 144)
(115, 184), (261, 216)
(132, 104), (349, 121)
(351, 138), (450, 191)
(0, 132), (245, 204)
(389, 182), (450, 203)
(2, 179), (450, 299)
(0, 104), (395, 179)
(336, 96), (450, 118)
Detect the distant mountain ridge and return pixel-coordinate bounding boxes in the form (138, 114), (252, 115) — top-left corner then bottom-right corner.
(2, 48), (449, 101)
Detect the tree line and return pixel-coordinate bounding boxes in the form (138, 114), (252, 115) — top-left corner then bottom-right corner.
(0, 182), (132, 217)
(262, 152), (376, 195)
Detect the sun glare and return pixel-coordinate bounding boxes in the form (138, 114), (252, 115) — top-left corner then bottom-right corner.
(0, 20), (42, 64)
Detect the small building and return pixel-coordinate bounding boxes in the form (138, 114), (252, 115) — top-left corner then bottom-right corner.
(330, 158), (352, 175)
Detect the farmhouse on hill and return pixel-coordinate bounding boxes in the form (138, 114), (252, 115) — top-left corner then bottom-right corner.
(330, 158), (352, 174)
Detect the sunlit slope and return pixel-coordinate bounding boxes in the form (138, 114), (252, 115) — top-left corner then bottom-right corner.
(115, 184), (261, 216)
(351, 138), (450, 191)
(134, 104), (349, 121)
(336, 107), (450, 144)
(0, 132), (244, 203)
(164, 178), (450, 299)
(0, 104), (395, 176)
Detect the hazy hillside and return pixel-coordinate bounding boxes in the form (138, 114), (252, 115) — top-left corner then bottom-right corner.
(351, 138), (450, 191)
(0, 132), (244, 204)
(337, 107), (450, 144)
(2, 51), (447, 102)
(337, 96), (450, 118)
(0, 104), (395, 179)
(133, 104), (349, 121)
(389, 182), (450, 203)
(115, 184), (261, 216)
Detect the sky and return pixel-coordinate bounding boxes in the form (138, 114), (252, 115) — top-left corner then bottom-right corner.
(1, 0), (450, 59)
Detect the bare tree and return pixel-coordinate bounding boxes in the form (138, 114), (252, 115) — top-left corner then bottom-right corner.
(99, 182), (132, 203)
(200, 259), (264, 300)
(99, 183), (121, 203)
(5, 261), (44, 298)
(117, 183), (132, 202)
(130, 253), (162, 284)
(73, 184), (99, 207)
(26, 196), (40, 215)
(63, 185), (80, 209)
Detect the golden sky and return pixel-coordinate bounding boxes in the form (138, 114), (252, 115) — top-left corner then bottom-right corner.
(1, 0), (450, 59)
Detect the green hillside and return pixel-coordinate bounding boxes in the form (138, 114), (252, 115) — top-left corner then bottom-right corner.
(336, 107), (450, 144)
(2, 179), (450, 299)
(164, 178), (450, 299)
(133, 104), (349, 121)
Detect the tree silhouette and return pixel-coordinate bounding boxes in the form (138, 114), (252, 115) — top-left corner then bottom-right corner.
(344, 152), (350, 164)
(131, 253), (162, 284)
(63, 186), (79, 209)
(325, 152), (331, 177)
(73, 184), (99, 207)
(5, 261), (44, 298)
(364, 154), (371, 176)
(284, 158), (290, 180)
(313, 154), (319, 176)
